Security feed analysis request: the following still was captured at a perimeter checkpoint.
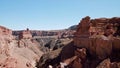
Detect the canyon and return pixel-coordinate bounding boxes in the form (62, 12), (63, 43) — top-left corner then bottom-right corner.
(37, 16), (120, 68)
(0, 16), (120, 68)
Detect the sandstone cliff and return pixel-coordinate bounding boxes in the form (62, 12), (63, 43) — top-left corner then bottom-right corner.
(0, 26), (43, 68)
(1, 16), (120, 68)
(74, 16), (120, 60)
(37, 16), (120, 68)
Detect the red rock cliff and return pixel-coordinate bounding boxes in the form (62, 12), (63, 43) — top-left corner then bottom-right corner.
(74, 16), (120, 60)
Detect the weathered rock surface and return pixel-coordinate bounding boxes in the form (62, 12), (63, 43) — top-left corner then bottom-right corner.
(74, 16), (120, 60)
(0, 26), (43, 68)
(37, 38), (73, 68)
(37, 16), (120, 68)
(1, 16), (120, 68)
(97, 58), (120, 68)
(19, 28), (32, 39)
(0, 57), (17, 68)
(13, 29), (75, 39)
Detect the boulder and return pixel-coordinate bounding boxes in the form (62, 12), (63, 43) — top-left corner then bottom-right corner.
(96, 59), (111, 68)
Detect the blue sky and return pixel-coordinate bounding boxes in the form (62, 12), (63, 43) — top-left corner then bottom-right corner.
(0, 0), (120, 30)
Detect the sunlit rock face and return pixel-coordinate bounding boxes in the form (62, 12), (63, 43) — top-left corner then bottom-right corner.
(0, 26), (43, 68)
(36, 16), (120, 68)
(74, 16), (120, 60)
(0, 26), (13, 56)
(0, 26), (12, 35)
(19, 28), (32, 39)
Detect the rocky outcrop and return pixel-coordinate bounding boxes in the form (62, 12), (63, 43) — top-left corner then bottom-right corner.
(0, 26), (13, 56)
(19, 28), (32, 39)
(96, 58), (120, 68)
(96, 59), (111, 68)
(37, 38), (73, 68)
(37, 16), (120, 68)
(0, 26), (12, 35)
(61, 47), (87, 68)
(74, 16), (120, 60)
(0, 26), (43, 68)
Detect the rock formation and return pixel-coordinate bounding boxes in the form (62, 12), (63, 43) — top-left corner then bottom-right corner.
(13, 28), (75, 39)
(0, 26), (13, 56)
(0, 26), (43, 68)
(37, 39), (73, 68)
(1, 16), (120, 68)
(74, 16), (120, 60)
(37, 16), (120, 68)
(96, 58), (120, 68)
(19, 28), (32, 39)
(0, 25), (12, 35)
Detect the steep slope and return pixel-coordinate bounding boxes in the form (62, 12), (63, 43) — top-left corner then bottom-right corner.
(37, 16), (120, 68)
(0, 26), (43, 68)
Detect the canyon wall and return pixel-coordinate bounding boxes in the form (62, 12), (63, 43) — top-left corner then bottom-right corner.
(38, 16), (120, 68)
(74, 16), (120, 60)
(0, 26), (43, 68)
